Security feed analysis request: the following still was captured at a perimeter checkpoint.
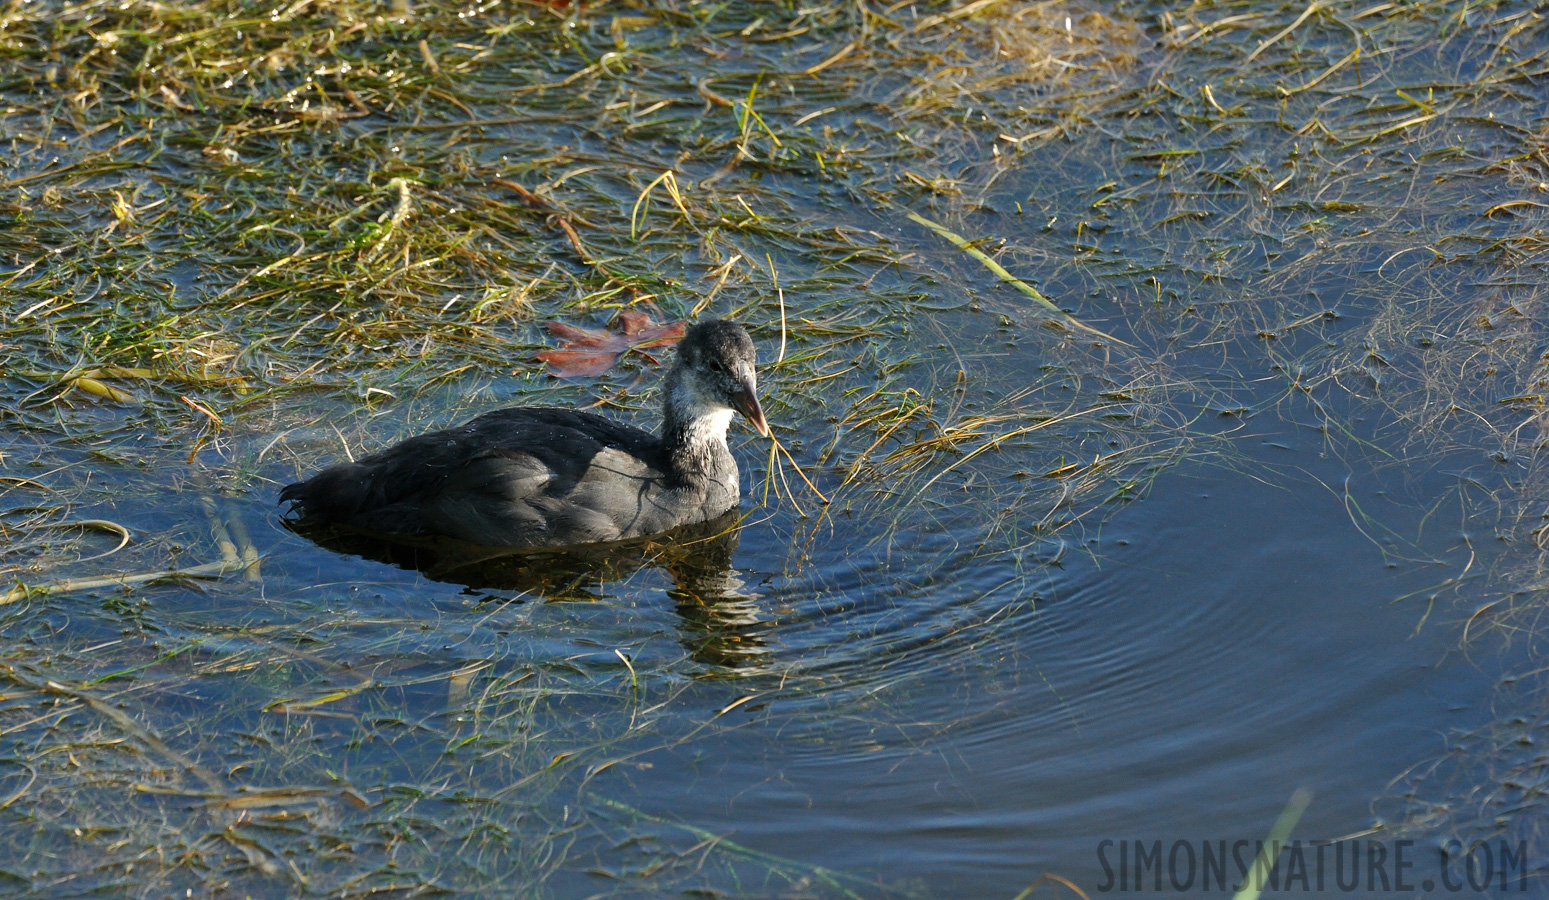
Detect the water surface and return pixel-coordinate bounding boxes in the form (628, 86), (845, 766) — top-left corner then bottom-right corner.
(3, 0), (1548, 896)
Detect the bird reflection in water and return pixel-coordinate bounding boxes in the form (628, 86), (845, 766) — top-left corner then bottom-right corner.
(287, 510), (772, 669)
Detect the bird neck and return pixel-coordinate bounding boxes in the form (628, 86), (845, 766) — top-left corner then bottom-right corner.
(661, 366), (735, 475)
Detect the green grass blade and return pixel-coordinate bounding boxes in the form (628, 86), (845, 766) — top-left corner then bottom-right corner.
(905, 210), (1133, 348)
(1233, 788), (1313, 900)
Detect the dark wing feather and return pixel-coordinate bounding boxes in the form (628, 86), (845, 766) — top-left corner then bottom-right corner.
(280, 408), (667, 544)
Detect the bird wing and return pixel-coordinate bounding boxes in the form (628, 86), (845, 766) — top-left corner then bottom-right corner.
(281, 408), (668, 545)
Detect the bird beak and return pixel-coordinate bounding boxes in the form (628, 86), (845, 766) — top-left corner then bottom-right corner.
(732, 379), (769, 437)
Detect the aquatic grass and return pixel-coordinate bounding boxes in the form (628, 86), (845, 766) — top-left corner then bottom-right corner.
(1010, 874), (1090, 900)
(4, 0), (1549, 893)
(1232, 789), (1313, 900)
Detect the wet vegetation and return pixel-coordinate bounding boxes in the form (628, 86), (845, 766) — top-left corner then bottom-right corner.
(2, 0), (1549, 895)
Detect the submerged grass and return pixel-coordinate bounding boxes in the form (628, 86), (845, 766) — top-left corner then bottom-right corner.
(0, 1), (1162, 894)
(2, 0), (1549, 893)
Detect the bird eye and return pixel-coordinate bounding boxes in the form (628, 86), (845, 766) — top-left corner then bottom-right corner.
(710, 360), (726, 373)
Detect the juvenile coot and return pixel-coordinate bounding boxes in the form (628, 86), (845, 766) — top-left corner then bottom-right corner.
(280, 319), (769, 547)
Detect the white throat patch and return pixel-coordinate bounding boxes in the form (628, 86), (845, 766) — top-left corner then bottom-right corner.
(684, 407), (734, 445)
(670, 379), (734, 449)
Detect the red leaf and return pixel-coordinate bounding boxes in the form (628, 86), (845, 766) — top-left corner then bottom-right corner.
(618, 309), (653, 335)
(534, 348), (623, 378)
(537, 313), (687, 378)
(544, 321), (613, 347)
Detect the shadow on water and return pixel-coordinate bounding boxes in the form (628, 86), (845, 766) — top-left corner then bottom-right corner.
(286, 510), (775, 670)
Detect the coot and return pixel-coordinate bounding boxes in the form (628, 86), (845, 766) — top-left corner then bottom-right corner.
(280, 319), (769, 547)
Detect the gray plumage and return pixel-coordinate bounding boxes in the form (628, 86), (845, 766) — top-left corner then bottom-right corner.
(280, 319), (768, 547)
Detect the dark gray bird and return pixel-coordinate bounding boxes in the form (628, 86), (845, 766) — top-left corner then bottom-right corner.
(280, 319), (768, 547)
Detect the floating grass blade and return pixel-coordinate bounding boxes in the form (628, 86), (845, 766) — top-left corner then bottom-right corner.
(1010, 873), (1090, 900)
(630, 170), (692, 240)
(904, 210), (1132, 347)
(1233, 788), (1313, 900)
(2, 558), (254, 606)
